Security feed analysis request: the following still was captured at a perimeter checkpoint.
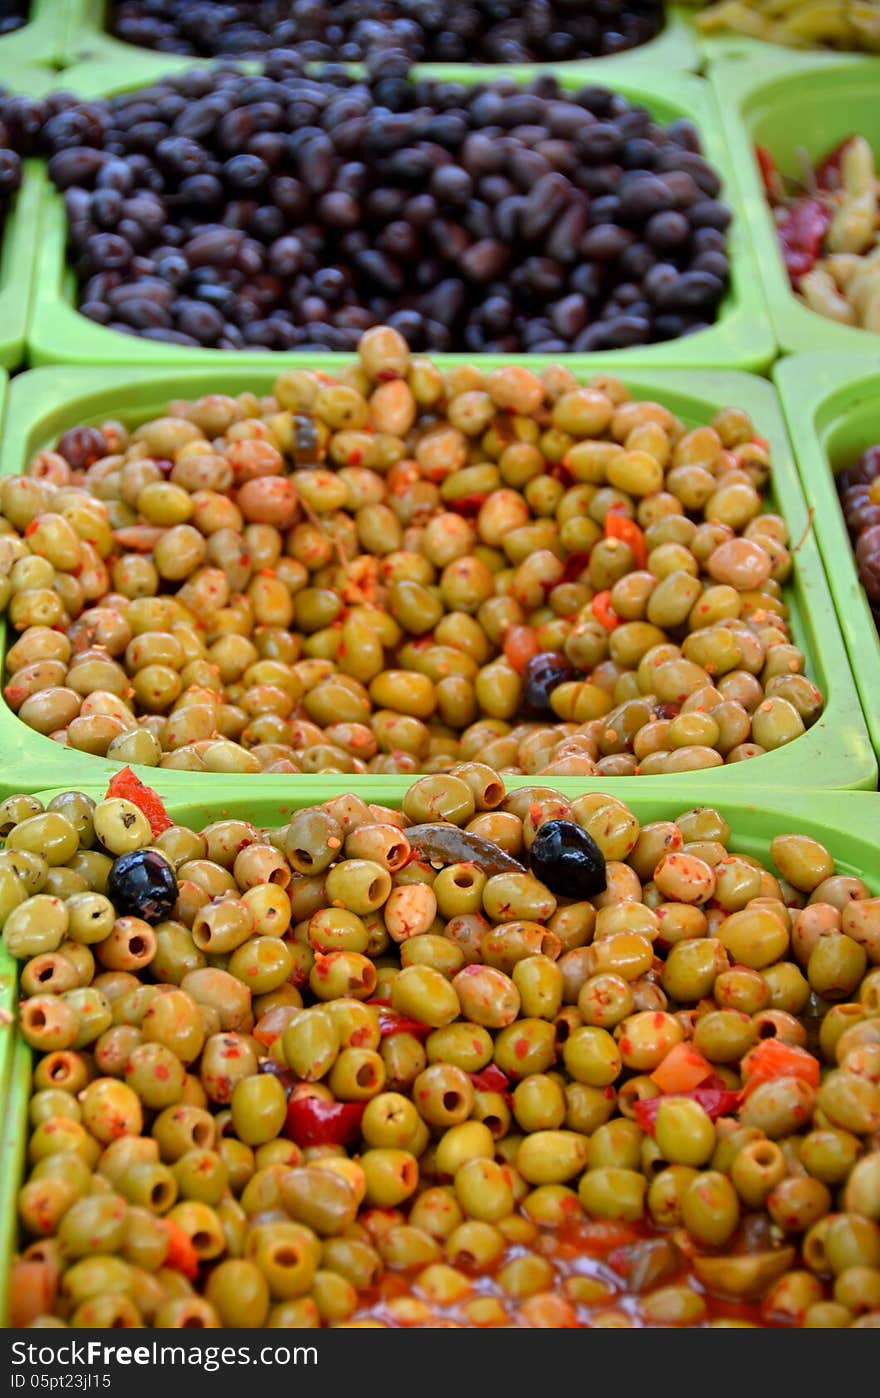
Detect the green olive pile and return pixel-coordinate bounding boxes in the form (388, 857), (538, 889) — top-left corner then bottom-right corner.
(0, 327), (822, 777)
(4, 773), (879, 1329)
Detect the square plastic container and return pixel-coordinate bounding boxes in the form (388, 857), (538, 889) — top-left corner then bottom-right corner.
(0, 0), (71, 70)
(2, 777), (880, 1325)
(60, 1), (700, 86)
(26, 66), (775, 373)
(709, 51), (880, 355)
(775, 350), (880, 762)
(0, 359), (873, 798)
(0, 161), (45, 371)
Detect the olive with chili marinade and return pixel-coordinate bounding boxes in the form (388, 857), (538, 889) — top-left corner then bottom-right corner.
(5, 775), (880, 1329)
(0, 327), (823, 780)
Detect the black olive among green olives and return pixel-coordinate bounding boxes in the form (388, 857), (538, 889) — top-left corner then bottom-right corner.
(107, 851), (178, 925)
(528, 821), (607, 900)
(6, 779), (879, 1331)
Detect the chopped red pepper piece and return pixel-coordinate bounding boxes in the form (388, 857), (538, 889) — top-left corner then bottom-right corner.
(755, 144), (778, 196)
(604, 508), (647, 570)
(816, 137), (854, 192)
(739, 1039), (820, 1099)
(2, 681), (27, 710)
(253, 1004), (300, 1047)
(284, 1095), (365, 1148)
(634, 1085), (741, 1134)
(375, 1007), (432, 1042)
(777, 197), (831, 285)
(503, 625), (541, 673)
(470, 1064), (511, 1094)
(591, 590), (620, 632)
(162, 1218), (200, 1280)
(105, 766), (172, 836)
(558, 551), (593, 586)
(650, 1042), (715, 1095)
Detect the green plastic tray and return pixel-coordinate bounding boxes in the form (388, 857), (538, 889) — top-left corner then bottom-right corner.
(0, 0), (71, 70)
(0, 360), (873, 798)
(0, 162), (45, 371)
(710, 51), (880, 356)
(26, 67), (774, 373)
(3, 777), (880, 1325)
(60, 1), (700, 84)
(775, 350), (880, 762)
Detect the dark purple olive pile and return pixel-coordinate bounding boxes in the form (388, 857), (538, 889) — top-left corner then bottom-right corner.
(0, 1), (26, 38)
(41, 58), (732, 354)
(110, 0), (664, 64)
(839, 446), (880, 622)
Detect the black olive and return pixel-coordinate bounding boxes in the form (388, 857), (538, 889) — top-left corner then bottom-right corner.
(107, 849), (178, 924)
(529, 819), (607, 899)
